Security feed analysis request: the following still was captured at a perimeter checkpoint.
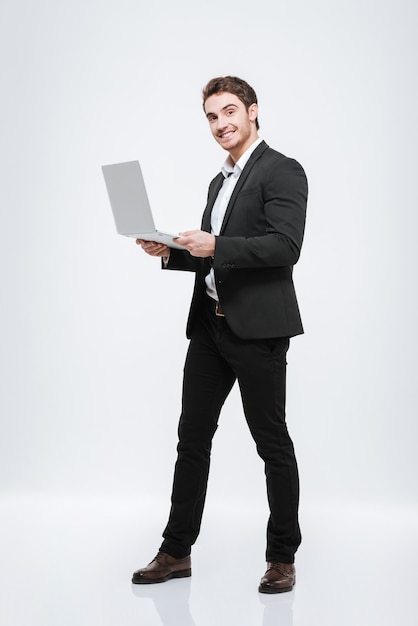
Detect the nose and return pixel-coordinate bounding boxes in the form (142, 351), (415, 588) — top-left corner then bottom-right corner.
(216, 114), (227, 132)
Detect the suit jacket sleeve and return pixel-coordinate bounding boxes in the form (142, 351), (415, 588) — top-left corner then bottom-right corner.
(213, 157), (307, 270)
(162, 248), (198, 272)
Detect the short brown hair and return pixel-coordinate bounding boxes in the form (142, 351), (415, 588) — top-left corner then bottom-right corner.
(202, 76), (259, 130)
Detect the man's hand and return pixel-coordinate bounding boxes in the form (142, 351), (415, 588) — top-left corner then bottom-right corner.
(136, 239), (170, 257)
(175, 230), (215, 257)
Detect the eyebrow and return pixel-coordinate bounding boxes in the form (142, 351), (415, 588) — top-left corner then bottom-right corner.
(205, 104), (238, 119)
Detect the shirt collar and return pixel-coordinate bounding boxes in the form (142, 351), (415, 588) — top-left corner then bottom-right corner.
(220, 137), (263, 178)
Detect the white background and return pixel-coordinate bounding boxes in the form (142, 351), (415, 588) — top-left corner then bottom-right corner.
(1, 0), (417, 518)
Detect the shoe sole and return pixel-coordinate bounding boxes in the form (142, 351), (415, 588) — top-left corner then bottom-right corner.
(258, 583), (294, 594)
(132, 569), (191, 584)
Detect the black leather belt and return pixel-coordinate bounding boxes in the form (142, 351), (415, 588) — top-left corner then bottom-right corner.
(207, 296), (225, 317)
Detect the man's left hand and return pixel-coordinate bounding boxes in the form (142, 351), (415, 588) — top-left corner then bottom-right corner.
(175, 231), (215, 258)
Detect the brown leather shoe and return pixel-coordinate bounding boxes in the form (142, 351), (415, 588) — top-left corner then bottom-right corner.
(258, 562), (295, 594)
(132, 551), (191, 584)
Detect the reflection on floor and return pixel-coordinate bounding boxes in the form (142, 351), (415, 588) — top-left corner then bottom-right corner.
(0, 494), (417, 626)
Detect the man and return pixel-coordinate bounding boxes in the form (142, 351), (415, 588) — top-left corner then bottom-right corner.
(132, 76), (308, 593)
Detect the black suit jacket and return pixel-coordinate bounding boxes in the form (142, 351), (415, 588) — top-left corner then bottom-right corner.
(164, 141), (308, 340)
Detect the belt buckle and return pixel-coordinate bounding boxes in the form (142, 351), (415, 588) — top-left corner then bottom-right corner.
(215, 302), (225, 317)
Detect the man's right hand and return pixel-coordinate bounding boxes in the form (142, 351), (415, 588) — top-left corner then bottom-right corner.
(136, 239), (170, 257)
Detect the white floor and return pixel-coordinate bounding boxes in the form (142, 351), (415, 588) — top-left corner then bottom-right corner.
(1, 494), (417, 626)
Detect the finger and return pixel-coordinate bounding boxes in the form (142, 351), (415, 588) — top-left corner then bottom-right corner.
(144, 241), (158, 250)
(178, 230), (198, 237)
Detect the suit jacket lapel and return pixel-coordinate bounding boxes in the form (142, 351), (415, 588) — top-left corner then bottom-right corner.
(219, 141), (268, 235)
(202, 174), (224, 232)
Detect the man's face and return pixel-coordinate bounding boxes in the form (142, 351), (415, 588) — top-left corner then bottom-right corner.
(204, 92), (258, 161)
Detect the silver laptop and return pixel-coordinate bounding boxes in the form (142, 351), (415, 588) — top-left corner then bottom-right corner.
(101, 160), (185, 250)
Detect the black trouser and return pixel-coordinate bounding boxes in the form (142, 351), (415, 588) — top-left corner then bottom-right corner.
(160, 297), (301, 563)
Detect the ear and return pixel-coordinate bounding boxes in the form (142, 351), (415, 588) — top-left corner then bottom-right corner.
(248, 103), (258, 122)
